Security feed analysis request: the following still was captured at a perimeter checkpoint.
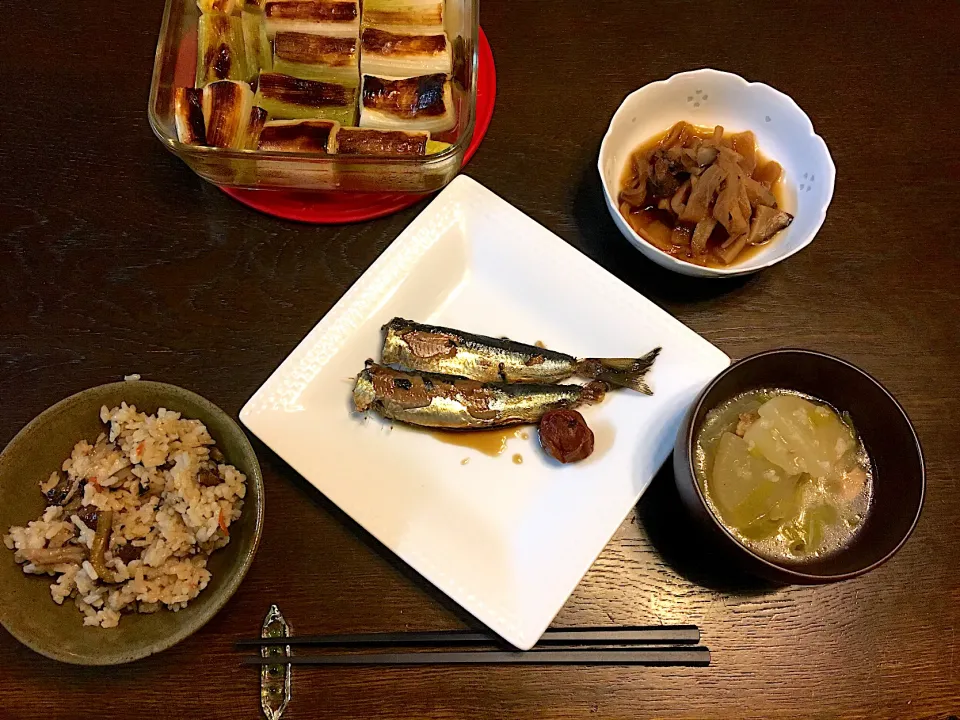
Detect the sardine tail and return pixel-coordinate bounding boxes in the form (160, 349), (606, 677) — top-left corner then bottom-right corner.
(577, 347), (662, 395)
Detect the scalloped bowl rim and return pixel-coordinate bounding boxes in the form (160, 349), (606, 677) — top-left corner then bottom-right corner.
(598, 68), (836, 277)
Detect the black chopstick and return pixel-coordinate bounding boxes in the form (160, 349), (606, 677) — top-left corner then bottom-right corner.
(241, 646), (711, 667)
(236, 625), (700, 648)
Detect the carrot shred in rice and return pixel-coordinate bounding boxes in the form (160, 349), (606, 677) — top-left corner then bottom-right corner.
(89, 476), (101, 491)
(218, 508), (229, 536)
(136, 441), (145, 457)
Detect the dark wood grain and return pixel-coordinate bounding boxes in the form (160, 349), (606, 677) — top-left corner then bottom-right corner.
(2, 0), (959, 717)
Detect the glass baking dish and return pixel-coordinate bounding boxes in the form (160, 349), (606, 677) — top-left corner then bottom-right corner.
(148, 0), (478, 192)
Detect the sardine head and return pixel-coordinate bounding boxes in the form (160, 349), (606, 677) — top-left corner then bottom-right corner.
(581, 381), (608, 405)
(353, 371), (377, 412)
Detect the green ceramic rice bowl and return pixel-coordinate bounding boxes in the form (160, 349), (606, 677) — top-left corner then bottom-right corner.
(0, 381), (264, 665)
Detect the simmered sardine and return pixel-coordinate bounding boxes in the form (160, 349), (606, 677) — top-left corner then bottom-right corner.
(381, 318), (661, 394)
(354, 362), (607, 429)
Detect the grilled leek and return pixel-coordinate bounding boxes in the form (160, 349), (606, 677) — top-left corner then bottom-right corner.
(272, 32), (358, 83)
(359, 73), (455, 133)
(202, 80), (255, 148)
(359, 28), (452, 77)
(196, 13), (247, 86)
(258, 119), (339, 152)
(245, 106), (269, 148)
(263, 0), (360, 39)
(334, 127), (429, 155)
(361, 0), (443, 30)
(255, 72), (357, 124)
(174, 87), (208, 144)
(198, 0), (240, 14)
(425, 139), (450, 154)
(242, 5), (272, 80)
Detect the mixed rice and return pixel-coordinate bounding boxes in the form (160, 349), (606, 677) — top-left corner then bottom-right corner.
(3, 404), (246, 628)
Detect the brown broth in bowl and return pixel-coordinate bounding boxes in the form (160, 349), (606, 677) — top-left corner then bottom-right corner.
(619, 122), (792, 268)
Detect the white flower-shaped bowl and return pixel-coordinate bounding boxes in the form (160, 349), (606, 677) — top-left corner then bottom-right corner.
(598, 69), (836, 278)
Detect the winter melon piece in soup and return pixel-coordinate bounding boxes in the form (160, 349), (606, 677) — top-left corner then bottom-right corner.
(742, 395), (857, 477)
(708, 431), (802, 540)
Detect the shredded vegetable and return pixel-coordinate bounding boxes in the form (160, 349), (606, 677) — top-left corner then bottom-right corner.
(90, 510), (117, 583)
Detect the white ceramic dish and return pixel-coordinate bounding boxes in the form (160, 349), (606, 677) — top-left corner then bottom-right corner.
(240, 175), (729, 649)
(598, 68), (836, 278)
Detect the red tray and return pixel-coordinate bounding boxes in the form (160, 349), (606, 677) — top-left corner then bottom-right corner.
(219, 27), (496, 224)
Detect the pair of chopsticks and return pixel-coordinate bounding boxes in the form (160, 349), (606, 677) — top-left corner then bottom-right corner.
(238, 625), (710, 666)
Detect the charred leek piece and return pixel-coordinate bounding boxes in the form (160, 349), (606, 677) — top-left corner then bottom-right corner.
(334, 126), (428, 156)
(196, 13), (247, 86)
(198, 0), (240, 14)
(242, 5), (273, 80)
(425, 139), (450, 154)
(272, 32), (358, 83)
(175, 87), (208, 144)
(361, 0), (443, 30)
(245, 106), (269, 148)
(360, 28), (452, 77)
(263, 0), (360, 39)
(202, 80), (255, 148)
(359, 73), (455, 133)
(258, 119), (338, 152)
(256, 72), (357, 124)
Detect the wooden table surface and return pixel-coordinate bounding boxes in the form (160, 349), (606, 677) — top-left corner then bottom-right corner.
(2, 0), (958, 717)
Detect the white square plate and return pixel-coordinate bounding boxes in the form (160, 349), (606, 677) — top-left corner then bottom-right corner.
(240, 176), (729, 649)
